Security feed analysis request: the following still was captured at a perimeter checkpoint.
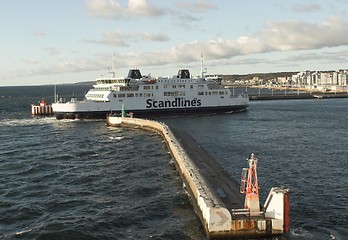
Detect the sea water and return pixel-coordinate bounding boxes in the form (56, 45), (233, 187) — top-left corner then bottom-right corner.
(0, 85), (347, 239)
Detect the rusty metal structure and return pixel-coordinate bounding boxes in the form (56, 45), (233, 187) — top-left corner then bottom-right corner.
(240, 153), (261, 216)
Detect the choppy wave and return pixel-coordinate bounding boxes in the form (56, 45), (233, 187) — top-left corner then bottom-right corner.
(0, 116), (56, 127)
(1, 93), (347, 239)
(0, 115), (203, 240)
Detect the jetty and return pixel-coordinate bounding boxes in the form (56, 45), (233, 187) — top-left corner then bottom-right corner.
(107, 116), (290, 239)
(31, 98), (53, 116)
(248, 92), (348, 101)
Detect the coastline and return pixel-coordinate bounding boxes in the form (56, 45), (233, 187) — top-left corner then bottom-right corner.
(248, 92), (348, 101)
(227, 85), (348, 101)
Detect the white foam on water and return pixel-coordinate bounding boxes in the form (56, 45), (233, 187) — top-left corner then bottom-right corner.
(109, 136), (124, 140)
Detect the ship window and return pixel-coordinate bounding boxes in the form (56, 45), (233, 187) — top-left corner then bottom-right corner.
(155, 86), (159, 89)
(190, 85), (193, 89)
(172, 85), (176, 88)
(205, 92), (208, 95)
(144, 93), (152, 97)
(144, 86), (151, 90)
(127, 93), (134, 97)
(139, 93), (142, 97)
(118, 93), (125, 98)
(178, 85), (185, 88)
(135, 93), (138, 97)
(198, 92), (204, 95)
(219, 91), (224, 95)
(198, 85), (204, 89)
(164, 85), (168, 88)
(212, 91), (218, 95)
(164, 91), (180, 96)
(113, 94), (117, 98)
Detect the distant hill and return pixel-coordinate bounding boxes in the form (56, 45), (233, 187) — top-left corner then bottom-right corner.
(73, 81), (95, 85)
(223, 72), (299, 82)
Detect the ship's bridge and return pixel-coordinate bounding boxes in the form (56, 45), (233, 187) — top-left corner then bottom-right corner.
(95, 69), (144, 86)
(96, 78), (130, 86)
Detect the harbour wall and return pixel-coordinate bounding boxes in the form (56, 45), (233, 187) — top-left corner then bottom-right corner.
(116, 117), (231, 237)
(110, 117), (289, 239)
(31, 105), (53, 115)
(248, 93), (348, 100)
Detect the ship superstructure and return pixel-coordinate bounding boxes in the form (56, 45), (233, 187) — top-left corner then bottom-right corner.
(52, 68), (249, 119)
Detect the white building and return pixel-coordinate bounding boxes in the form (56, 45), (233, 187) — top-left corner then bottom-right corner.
(291, 70), (347, 90)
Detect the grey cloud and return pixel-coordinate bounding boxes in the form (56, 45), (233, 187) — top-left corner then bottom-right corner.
(85, 0), (165, 19)
(5, 16), (348, 80)
(260, 17), (348, 51)
(175, 0), (216, 13)
(85, 29), (169, 46)
(293, 3), (321, 12)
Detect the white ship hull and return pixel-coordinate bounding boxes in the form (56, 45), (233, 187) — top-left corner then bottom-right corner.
(52, 69), (249, 119)
(53, 95), (248, 119)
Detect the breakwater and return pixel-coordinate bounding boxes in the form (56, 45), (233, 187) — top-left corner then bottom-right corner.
(108, 117), (289, 239)
(248, 93), (348, 100)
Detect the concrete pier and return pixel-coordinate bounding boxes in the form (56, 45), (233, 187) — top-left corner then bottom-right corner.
(31, 98), (53, 116)
(31, 105), (53, 115)
(107, 116), (289, 239)
(249, 92), (348, 100)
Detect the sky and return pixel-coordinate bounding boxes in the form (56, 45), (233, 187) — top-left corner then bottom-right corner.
(1, 0), (348, 86)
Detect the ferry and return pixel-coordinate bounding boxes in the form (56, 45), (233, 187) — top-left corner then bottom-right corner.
(52, 66), (249, 119)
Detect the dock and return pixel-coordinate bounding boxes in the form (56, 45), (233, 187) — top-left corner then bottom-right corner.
(31, 98), (53, 116)
(248, 92), (348, 101)
(107, 116), (290, 239)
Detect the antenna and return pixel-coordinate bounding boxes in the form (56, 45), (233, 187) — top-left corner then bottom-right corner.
(54, 84), (58, 103)
(200, 53), (207, 78)
(110, 52), (116, 78)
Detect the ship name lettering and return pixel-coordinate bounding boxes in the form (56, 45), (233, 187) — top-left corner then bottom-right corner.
(146, 98), (202, 108)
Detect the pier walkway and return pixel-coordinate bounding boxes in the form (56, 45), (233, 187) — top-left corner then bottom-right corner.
(170, 128), (244, 211)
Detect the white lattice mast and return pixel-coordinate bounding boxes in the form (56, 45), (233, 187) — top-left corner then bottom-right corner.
(200, 53), (207, 78)
(109, 52), (116, 78)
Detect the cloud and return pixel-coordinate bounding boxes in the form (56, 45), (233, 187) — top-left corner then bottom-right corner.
(260, 17), (348, 51)
(85, 0), (203, 24)
(175, 0), (216, 13)
(143, 32), (169, 41)
(283, 49), (348, 64)
(4, 17), (348, 80)
(96, 16), (348, 66)
(3, 56), (108, 80)
(85, 29), (169, 46)
(293, 3), (321, 12)
(85, 0), (165, 19)
(44, 47), (59, 56)
(33, 32), (46, 37)
(95, 16), (348, 64)
(23, 58), (40, 65)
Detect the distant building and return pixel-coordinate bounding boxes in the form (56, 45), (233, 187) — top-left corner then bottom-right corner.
(291, 70), (347, 90)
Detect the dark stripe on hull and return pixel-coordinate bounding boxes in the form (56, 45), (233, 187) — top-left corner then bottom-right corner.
(54, 105), (248, 120)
